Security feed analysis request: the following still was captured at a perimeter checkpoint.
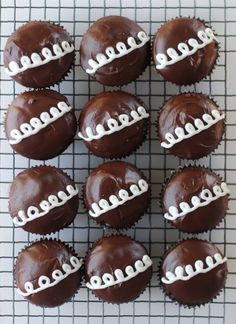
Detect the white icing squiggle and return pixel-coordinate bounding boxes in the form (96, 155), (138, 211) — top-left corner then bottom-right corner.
(17, 256), (83, 297)
(78, 106), (149, 142)
(13, 185), (79, 226)
(9, 101), (72, 145)
(5, 41), (74, 76)
(161, 110), (225, 149)
(156, 28), (218, 70)
(86, 31), (149, 74)
(86, 255), (152, 290)
(89, 179), (149, 218)
(164, 182), (230, 221)
(161, 253), (227, 284)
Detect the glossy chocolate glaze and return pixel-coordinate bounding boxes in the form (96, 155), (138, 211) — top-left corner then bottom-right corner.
(4, 21), (74, 88)
(80, 16), (150, 86)
(9, 166), (79, 234)
(84, 161), (151, 229)
(158, 93), (224, 160)
(153, 18), (218, 85)
(5, 90), (77, 160)
(162, 167), (229, 233)
(15, 240), (81, 307)
(85, 235), (152, 303)
(160, 239), (227, 306)
(79, 91), (149, 158)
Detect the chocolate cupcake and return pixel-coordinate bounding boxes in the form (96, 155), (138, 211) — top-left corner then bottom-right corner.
(80, 16), (150, 86)
(85, 235), (152, 303)
(162, 166), (230, 233)
(78, 91), (149, 158)
(158, 93), (225, 160)
(15, 240), (83, 307)
(4, 21), (75, 88)
(4, 90), (77, 160)
(152, 17), (219, 85)
(160, 239), (228, 306)
(9, 165), (79, 235)
(84, 161), (151, 229)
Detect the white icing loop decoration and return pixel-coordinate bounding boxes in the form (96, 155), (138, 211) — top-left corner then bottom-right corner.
(164, 182), (230, 221)
(86, 31), (150, 74)
(9, 101), (72, 145)
(13, 185), (79, 226)
(5, 41), (74, 76)
(161, 110), (225, 149)
(78, 106), (149, 142)
(86, 255), (152, 290)
(156, 28), (219, 69)
(17, 256), (83, 297)
(89, 179), (149, 218)
(161, 253), (227, 284)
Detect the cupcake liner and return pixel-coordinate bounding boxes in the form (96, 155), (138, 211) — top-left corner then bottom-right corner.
(160, 164), (230, 234)
(157, 238), (228, 308)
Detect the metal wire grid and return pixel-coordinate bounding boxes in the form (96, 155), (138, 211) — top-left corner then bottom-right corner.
(0, 0), (235, 323)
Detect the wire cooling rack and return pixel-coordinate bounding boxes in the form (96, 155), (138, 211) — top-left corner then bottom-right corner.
(0, 0), (236, 323)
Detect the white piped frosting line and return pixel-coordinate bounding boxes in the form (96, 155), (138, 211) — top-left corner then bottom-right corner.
(161, 110), (225, 149)
(161, 253), (227, 284)
(13, 185), (79, 226)
(164, 182), (230, 221)
(86, 31), (149, 74)
(9, 101), (72, 145)
(89, 179), (149, 218)
(17, 256), (83, 297)
(86, 255), (152, 290)
(156, 28), (218, 70)
(5, 41), (74, 76)
(78, 106), (149, 142)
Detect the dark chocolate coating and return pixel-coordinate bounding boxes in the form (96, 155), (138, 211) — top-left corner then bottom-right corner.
(153, 18), (218, 85)
(84, 161), (151, 229)
(5, 90), (77, 160)
(160, 239), (227, 306)
(85, 235), (152, 303)
(162, 167), (229, 233)
(15, 240), (82, 307)
(80, 16), (150, 86)
(158, 93), (224, 160)
(79, 91), (149, 158)
(4, 21), (74, 88)
(9, 166), (79, 234)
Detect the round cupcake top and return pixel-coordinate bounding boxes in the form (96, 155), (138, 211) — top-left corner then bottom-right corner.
(78, 91), (149, 158)
(4, 21), (74, 88)
(9, 165), (79, 235)
(85, 235), (152, 304)
(158, 93), (225, 160)
(5, 90), (77, 160)
(162, 166), (230, 233)
(80, 16), (150, 86)
(15, 240), (82, 307)
(160, 239), (227, 306)
(84, 161), (151, 229)
(152, 17), (219, 85)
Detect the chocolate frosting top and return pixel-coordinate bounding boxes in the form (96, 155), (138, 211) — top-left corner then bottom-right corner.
(15, 240), (81, 307)
(158, 93), (224, 159)
(4, 21), (74, 88)
(160, 239), (227, 306)
(79, 91), (149, 158)
(80, 16), (150, 86)
(9, 165), (79, 235)
(84, 161), (151, 229)
(5, 90), (77, 160)
(162, 166), (229, 233)
(153, 17), (218, 85)
(85, 235), (152, 303)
